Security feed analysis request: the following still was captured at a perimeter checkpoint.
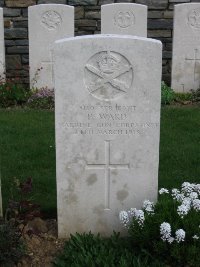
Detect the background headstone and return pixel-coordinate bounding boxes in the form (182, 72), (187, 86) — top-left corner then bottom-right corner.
(54, 34), (162, 238)
(171, 3), (200, 92)
(0, 8), (5, 82)
(101, 4), (147, 37)
(29, 4), (74, 90)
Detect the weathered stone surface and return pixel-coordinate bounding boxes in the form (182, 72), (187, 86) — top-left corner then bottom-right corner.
(22, 54), (29, 64)
(13, 18), (28, 28)
(148, 19), (173, 29)
(4, 18), (12, 28)
(29, 4), (74, 90)
(69, 0), (97, 6)
(99, 0), (114, 5)
(0, 8), (5, 79)
(148, 11), (163, 19)
(7, 45), (29, 54)
(6, 54), (21, 69)
(5, 0), (36, 8)
(85, 11), (100, 19)
(54, 35), (162, 238)
(75, 7), (84, 19)
(38, 0), (66, 4)
(136, 0), (168, 9)
(148, 30), (171, 38)
(3, 7), (21, 16)
(5, 28), (27, 39)
(171, 3), (200, 92)
(101, 3), (147, 37)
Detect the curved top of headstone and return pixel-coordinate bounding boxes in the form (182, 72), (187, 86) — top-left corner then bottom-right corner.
(101, 3), (147, 37)
(55, 34), (161, 46)
(175, 3), (200, 8)
(29, 4), (74, 10)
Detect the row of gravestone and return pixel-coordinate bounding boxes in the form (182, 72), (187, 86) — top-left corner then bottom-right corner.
(0, 3), (200, 92)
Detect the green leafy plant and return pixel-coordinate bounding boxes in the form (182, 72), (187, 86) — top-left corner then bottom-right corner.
(6, 177), (42, 235)
(191, 88), (200, 102)
(54, 232), (163, 267)
(161, 81), (175, 105)
(175, 92), (193, 102)
(120, 182), (200, 267)
(27, 87), (54, 109)
(0, 79), (29, 108)
(0, 219), (25, 266)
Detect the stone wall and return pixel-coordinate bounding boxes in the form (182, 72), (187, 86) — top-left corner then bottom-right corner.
(1, 0), (198, 87)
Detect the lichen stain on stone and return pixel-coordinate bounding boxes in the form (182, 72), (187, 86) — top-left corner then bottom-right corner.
(111, 169), (118, 176)
(93, 204), (104, 215)
(117, 190), (129, 201)
(87, 173), (97, 186)
(66, 193), (78, 205)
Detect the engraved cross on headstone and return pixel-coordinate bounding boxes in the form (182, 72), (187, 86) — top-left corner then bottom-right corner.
(85, 140), (130, 210)
(41, 49), (55, 84)
(185, 48), (200, 89)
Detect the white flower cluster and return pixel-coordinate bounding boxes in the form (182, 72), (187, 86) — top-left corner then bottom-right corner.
(119, 182), (200, 244)
(160, 222), (185, 244)
(143, 200), (154, 214)
(159, 188), (169, 195)
(119, 211), (129, 228)
(160, 222), (172, 241)
(171, 182), (200, 218)
(119, 208), (145, 228)
(175, 229), (185, 243)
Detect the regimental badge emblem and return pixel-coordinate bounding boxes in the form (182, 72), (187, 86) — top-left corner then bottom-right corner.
(41, 10), (62, 30)
(84, 51), (133, 101)
(114, 11), (135, 28)
(188, 9), (200, 29)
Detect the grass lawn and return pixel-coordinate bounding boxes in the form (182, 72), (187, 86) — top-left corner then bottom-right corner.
(0, 106), (200, 217)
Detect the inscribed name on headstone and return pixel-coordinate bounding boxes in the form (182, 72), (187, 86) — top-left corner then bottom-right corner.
(54, 35), (162, 238)
(101, 3), (147, 37)
(171, 3), (200, 92)
(0, 8), (5, 82)
(29, 4), (74, 90)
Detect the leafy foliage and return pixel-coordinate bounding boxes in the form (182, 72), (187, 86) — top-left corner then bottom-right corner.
(174, 92), (192, 102)
(161, 81), (175, 105)
(6, 177), (42, 234)
(122, 183), (200, 267)
(0, 77), (29, 108)
(191, 88), (200, 102)
(0, 219), (25, 266)
(54, 232), (164, 267)
(27, 87), (54, 109)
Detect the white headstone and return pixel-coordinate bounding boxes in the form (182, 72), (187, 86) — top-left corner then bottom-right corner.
(0, 8), (5, 82)
(101, 3), (147, 37)
(172, 3), (200, 92)
(29, 4), (74, 90)
(54, 35), (162, 238)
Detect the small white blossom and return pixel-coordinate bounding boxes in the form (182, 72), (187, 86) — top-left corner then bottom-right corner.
(171, 189), (184, 202)
(182, 197), (192, 207)
(181, 182), (194, 196)
(189, 192), (198, 200)
(119, 211), (129, 227)
(194, 184), (200, 195)
(175, 229), (185, 243)
(177, 204), (190, 218)
(159, 188), (169, 195)
(193, 235), (199, 240)
(160, 222), (171, 241)
(134, 209), (145, 226)
(143, 200), (154, 214)
(192, 199), (200, 211)
(168, 237), (175, 244)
